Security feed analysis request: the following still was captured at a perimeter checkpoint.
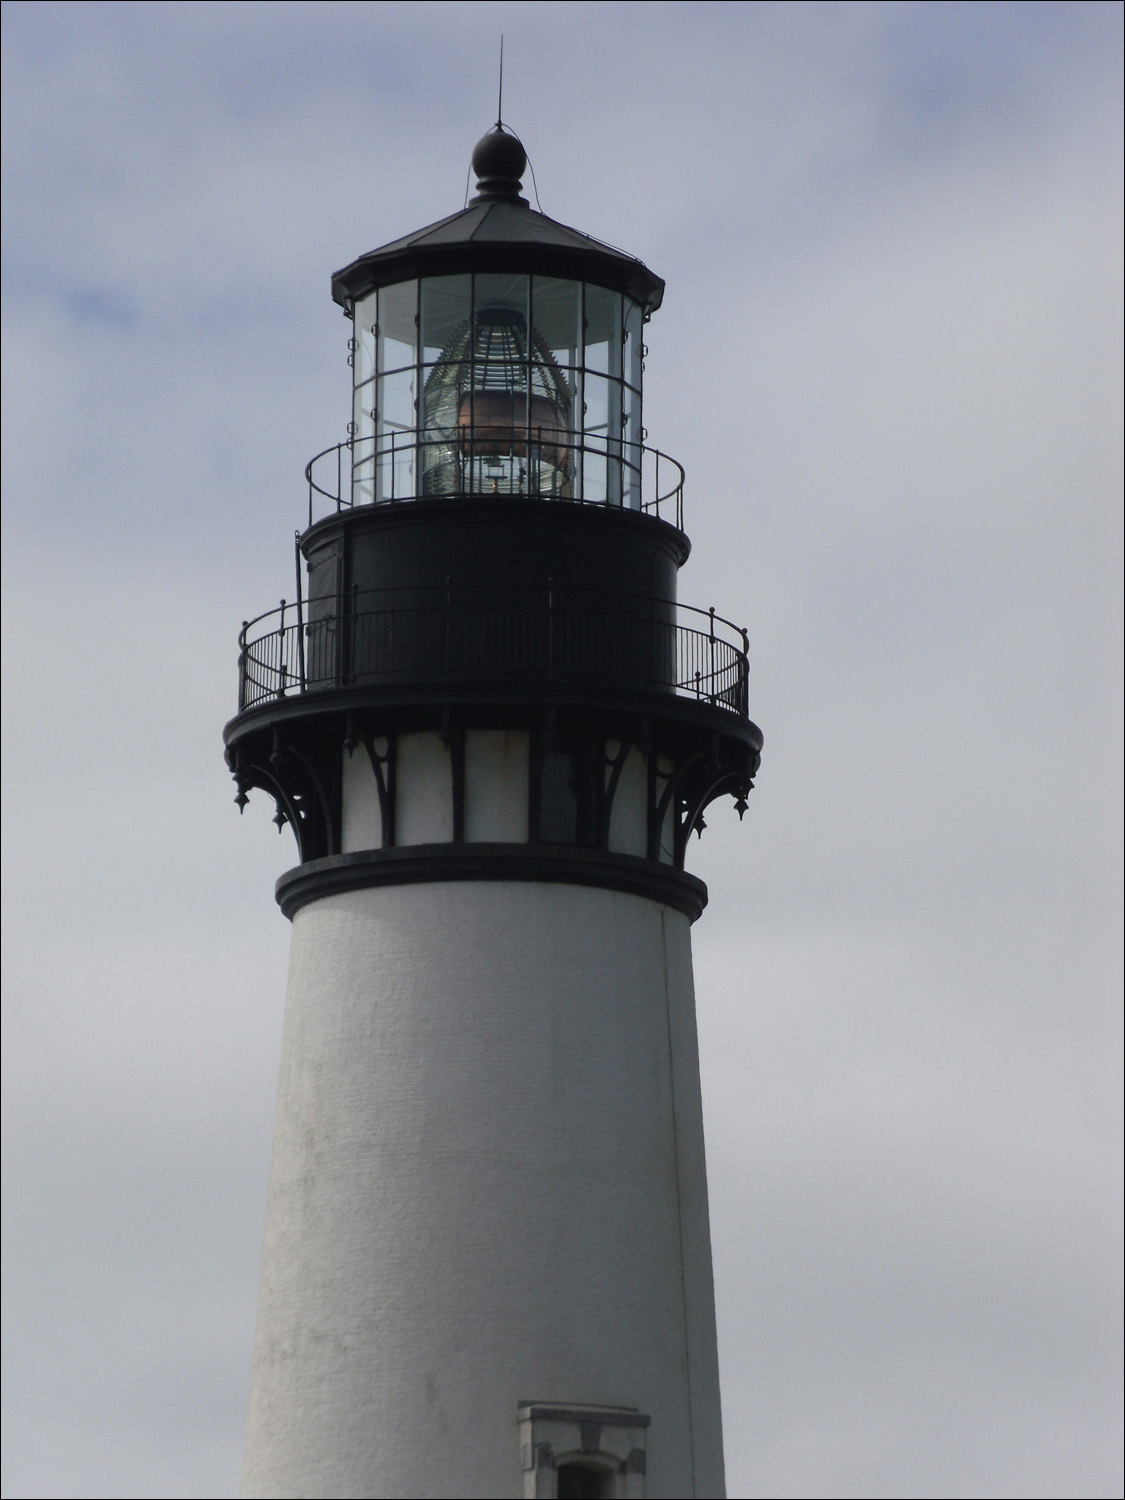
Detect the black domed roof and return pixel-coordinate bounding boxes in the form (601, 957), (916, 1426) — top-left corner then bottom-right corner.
(331, 128), (664, 315)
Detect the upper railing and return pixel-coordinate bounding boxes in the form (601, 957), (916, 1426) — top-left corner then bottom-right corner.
(304, 431), (686, 530)
(236, 586), (749, 719)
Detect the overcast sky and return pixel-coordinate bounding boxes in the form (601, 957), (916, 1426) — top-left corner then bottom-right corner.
(2, 4), (1121, 1497)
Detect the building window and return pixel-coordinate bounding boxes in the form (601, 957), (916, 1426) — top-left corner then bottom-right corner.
(518, 1403), (649, 1500)
(557, 1462), (610, 1498)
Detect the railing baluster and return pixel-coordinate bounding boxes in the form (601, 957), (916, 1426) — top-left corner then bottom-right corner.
(278, 600), (287, 699)
(295, 533), (306, 693)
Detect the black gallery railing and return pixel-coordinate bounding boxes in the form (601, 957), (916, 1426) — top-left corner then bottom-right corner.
(237, 588), (750, 718)
(305, 431), (686, 530)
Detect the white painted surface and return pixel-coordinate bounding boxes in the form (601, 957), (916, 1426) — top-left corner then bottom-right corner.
(242, 881), (724, 1499)
(339, 744), (383, 853)
(337, 732), (676, 858)
(656, 756), (676, 865)
(465, 730), (530, 843)
(607, 748), (648, 858)
(395, 732), (453, 844)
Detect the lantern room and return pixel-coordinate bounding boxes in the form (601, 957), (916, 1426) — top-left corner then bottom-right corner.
(349, 271), (645, 505)
(330, 126), (663, 513)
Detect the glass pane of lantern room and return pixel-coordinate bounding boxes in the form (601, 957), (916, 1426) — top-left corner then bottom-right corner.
(583, 285), (622, 380)
(421, 275), (471, 365)
(530, 278), (579, 498)
(581, 429), (607, 506)
(465, 274), (529, 495)
(353, 290), (378, 413)
(351, 290), (379, 506)
(622, 387), (641, 510)
(381, 368), (415, 428)
(624, 297), (644, 402)
(471, 272), (529, 415)
(420, 276), (471, 496)
(622, 301), (644, 509)
(584, 371), (609, 437)
(377, 280), (417, 373)
(584, 286), (623, 505)
(474, 272), (528, 324)
(376, 281), (417, 501)
(532, 277), (581, 372)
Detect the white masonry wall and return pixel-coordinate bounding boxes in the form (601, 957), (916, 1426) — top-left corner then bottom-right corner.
(241, 877), (725, 1500)
(338, 733), (674, 862)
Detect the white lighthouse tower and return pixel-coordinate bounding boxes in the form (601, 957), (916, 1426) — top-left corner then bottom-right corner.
(227, 126), (762, 1500)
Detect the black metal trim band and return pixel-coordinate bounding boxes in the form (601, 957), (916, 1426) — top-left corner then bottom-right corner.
(275, 843), (708, 922)
(225, 682), (763, 754)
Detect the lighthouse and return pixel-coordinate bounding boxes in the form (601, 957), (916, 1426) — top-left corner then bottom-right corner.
(227, 125), (762, 1500)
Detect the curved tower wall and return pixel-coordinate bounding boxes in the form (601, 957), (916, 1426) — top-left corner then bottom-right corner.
(241, 879), (725, 1499)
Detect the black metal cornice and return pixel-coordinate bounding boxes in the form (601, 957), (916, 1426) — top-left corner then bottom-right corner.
(331, 199), (665, 314)
(276, 845), (708, 923)
(226, 694), (759, 877)
(224, 682), (763, 764)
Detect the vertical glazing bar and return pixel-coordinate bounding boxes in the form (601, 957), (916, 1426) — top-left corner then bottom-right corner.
(577, 282), (585, 504)
(708, 608), (717, 704)
(295, 532), (306, 692)
(278, 600), (287, 698)
(465, 274), (475, 495)
(414, 278), (421, 502)
(526, 277), (533, 498)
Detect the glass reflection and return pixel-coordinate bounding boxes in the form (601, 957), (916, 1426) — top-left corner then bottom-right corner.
(421, 276), (573, 497)
(356, 273), (645, 507)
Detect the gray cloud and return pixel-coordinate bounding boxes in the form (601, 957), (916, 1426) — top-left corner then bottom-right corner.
(3, 3), (1120, 1496)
